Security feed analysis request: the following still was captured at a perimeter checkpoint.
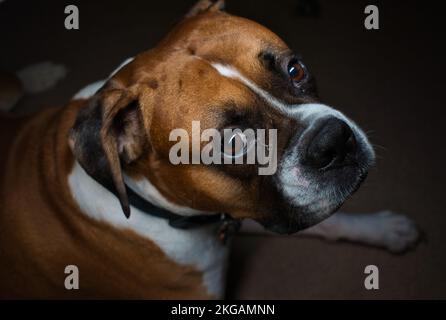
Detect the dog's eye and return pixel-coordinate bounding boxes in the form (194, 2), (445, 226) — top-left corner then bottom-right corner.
(222, 130), (255, 159)
(288, 59), (306, 83)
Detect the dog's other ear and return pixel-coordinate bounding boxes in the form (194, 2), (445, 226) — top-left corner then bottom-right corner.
(69, 89), (147, 218)
(186, 0), (225, 18)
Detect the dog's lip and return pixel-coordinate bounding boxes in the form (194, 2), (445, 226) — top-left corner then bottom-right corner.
(280, 181), (309, 188)
(280, 166), (369, 212)
(348, 169), (369, 194)
(278, 160), (367, 188)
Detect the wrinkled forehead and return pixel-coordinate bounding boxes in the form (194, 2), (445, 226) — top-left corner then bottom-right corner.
(168, 12), (290, 65)
(154, 57), (271, 127)
(149, 14), (290, 105)
(125, 11), (303, 148)
(120, 11), (292, 95)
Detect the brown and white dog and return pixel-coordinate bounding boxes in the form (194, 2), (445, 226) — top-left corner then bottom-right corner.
(0, 0), (419, 299)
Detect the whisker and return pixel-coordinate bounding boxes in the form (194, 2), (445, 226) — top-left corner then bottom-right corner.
(372, 143), (387, 151)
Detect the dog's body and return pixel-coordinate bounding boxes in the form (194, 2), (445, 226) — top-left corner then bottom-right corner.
(0, 1), (419, 299)
(0, 102), (223, 298)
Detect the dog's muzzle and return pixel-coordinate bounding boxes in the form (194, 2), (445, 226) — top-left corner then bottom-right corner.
(269, 104), (375, 234)
(299, 117), (357, 170)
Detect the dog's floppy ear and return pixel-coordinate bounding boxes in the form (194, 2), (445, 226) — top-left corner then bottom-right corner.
(69, 88), (147, 218)
(186, 0), (225, 18)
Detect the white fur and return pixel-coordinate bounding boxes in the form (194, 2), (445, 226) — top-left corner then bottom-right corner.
(67, 58), (407, 300)
(109, 57), (134, 77)
(209, 62), (375, 211)
(210, 63), (373, 155)
(70, 57), (228, 297)
(68, 161), (228, 298)
(242, 212), (419, 253)
(211, 63), (290, 114)
(291, 103), (375, 158)
(277, 105), (375, 214)
(73, 81), (105, 100)
(212, 61), (416, 251)
(300, 211), (419, 252)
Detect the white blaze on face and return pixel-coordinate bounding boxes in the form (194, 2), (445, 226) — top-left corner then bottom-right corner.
(289, 103), (375, 159)
(208, 61), (375, 211)
(209, 62), (371, 151)
(209, 62), (374, 152)
(211, 63), (290, 115)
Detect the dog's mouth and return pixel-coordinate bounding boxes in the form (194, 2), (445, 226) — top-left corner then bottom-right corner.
(258, 164), (369, 235)
(259, 108), (375, 234)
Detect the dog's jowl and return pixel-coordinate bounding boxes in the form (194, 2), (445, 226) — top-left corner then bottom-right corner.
(0, 0), (418, 299)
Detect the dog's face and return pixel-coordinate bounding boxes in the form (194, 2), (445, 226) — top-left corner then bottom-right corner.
(70, 0), (374, 234)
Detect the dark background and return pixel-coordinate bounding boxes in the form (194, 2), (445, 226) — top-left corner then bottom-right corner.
(1, 0), (445, 299)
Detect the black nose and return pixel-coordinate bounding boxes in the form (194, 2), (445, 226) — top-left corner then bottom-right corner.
(301, 117), (356, 169)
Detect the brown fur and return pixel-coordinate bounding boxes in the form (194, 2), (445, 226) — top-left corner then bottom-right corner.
(0, 0), (312, 298)
(0, 101), (210, 299)
(95, 9), (303, 220)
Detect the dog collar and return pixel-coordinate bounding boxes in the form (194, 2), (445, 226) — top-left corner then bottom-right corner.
(124, 186), (241, 244)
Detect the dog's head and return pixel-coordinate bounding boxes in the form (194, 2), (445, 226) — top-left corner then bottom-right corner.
(69, 0), (375, 234)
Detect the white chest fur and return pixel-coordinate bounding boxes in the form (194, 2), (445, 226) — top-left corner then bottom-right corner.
(68, 161), (228, 298)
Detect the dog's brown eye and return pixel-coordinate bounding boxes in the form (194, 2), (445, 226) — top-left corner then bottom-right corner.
(288, 60), (305, 83)
(222, 132), (249, 158)
(221, 129), (256, 159)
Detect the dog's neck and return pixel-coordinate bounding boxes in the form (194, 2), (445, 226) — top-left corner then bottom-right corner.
(67, 160), (228, 298)
(66, 60), (229, 297)
(122, 173), (210, 217)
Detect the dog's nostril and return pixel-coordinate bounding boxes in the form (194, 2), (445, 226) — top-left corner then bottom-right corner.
(301, 118), (356, 169)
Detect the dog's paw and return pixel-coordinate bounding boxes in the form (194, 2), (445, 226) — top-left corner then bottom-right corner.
(371, 210), (419, 253)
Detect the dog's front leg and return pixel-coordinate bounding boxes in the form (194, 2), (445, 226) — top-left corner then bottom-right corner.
(241, 211), (420, 253)
(299, 211), (420, 252)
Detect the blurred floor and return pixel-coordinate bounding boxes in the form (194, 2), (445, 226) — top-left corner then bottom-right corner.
(1, 0), (445, 299)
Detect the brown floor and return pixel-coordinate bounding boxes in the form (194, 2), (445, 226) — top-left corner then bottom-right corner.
(1, 0), (445, 299)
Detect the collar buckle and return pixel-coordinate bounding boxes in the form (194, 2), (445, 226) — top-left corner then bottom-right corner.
(218, 214), (241, 245)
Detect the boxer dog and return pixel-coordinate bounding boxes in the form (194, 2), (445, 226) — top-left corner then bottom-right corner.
(0, 0), (418, 299)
